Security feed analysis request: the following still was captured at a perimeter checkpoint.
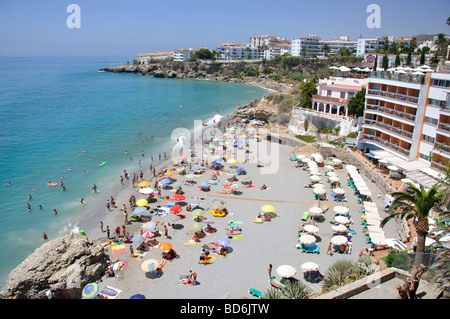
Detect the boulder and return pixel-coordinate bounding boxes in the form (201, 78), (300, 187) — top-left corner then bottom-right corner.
(0, 233), (106, 299)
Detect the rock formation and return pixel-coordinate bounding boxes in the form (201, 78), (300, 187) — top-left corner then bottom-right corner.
(0, 233), (106, 299)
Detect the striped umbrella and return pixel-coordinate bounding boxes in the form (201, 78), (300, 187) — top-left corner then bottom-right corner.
(141, 259), (159, 275)
(190, 222), (203, 233)
(211, 199), (225, 210)
(192, 208), (205, 216)
(82, 283), (100, 299)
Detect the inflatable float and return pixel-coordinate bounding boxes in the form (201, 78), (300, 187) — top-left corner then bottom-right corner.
(199, 256), (215, 264)
(99, 162), (106, 166)
(47, 182), (58, 187)
(210, 210), (226, 217)
(253, 218), (264, 223)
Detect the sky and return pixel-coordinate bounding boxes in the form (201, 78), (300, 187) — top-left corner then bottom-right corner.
(0, 0), (449, 58)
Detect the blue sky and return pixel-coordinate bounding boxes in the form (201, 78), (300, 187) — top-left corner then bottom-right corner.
(0, 0), (448, 58)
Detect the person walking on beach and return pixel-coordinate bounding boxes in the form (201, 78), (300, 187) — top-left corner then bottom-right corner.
(124, 210), (128, 224)
(120, 175), (124, 185)
(115, 226), (120, 238)
(110, 196), (116, 208)
(122, 225), (126, 237)
(106, 200), (111, 211)
(268, 264), (273, 279)
(106, 226), (110, 239)
(80, 198), (84, 204)
(100, 221), (104, 232)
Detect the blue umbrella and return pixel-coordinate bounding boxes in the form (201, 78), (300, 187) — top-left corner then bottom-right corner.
(132, 207), (147, 215)
(130, 294), (146, 299)
(131, 235), (146, 243)
(82, 283), (99, 299)
(218, 238), (231, 246)
(200, 181), (209, 187)
(236, 167), (244, 174)
(212, 158), (223, 164)
(160, 178), (171, 184)
(185, 173), (195, 179)
(192, 164), (201, 171)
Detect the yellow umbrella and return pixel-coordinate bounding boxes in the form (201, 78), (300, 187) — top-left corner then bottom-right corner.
(165, 171), (175, 176)
(138, 181), (151, 187)
(141, 259), (159, 273)
(227, 158), (237, 163)
(136, 199), (148, 207)
(261, 205), (276, 213)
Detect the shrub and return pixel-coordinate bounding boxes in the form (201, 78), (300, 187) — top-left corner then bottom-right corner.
(296, 135), (316, 143)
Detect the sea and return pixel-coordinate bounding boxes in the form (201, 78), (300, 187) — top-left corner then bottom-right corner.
(0, 56), (270, 290)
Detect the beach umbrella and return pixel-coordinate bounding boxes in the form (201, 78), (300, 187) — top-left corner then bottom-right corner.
(185, 173), (195, 179)
(144, 222), (156, 231)
(309, 207), (323, 215)
(324, 165), (335, 171)
(192, 208), (205, 216)
(200, 181), (209, 187)
(82, 283), (100, 299)
(327, 172), (338, 177)
(334, 216), (349, 224)
(310, 175), (321, 182)
(218, 237), (231, 246)
(227, 158), (237, 163)
(141, 259), (159, 275)
(303, 225), (319, 234)
(192, 164), (202, 171)
(176, 166), (185, 172)
(131, 235), (146, 243)
(139, 187), (154, 195)
(332, 224), (348, 232)
(333, 206), (349, 214)
(138, 181), (151, 188)
(309, 169), (320, 175)
(190, 198), (201, 206)
(226, 170), (236, 176)
(170, 205), (182, 214)
(301, 262), (320, 272)
(170, 214), (181, 222)
(236, 167), (245, 174)
(261, 205), (276, 213)
(160, 178), (172, 184)
(313, 183), (325, 188)
(158, 242), (172, 251)
(230, 184), (240, 190)
(132, 207), (147, 215)
(313, 188), (326, 195)
(276, 265), (297, 278)
(130, 294), (146, 299)
(142, 230), (155, 239)
(211, 199), (225, 210)
(190, 222), (203, 233)
(164, 171), (175, 176)
(136, 199), (148, 207)
(333, 188), (345, 194)
(329, 176), (340, 182)
(173, 194), (185, 201)
(299, 234), (316, 245)
(331, 235), (348, 245)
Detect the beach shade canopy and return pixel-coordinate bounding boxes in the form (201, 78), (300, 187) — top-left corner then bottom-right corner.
(130, 294), (146, 299)
(331, 235), (348, 245)
(261, 205), (276, 213)
(164, 171), (175, 176)
(226, 170), (236, 176)
(276, 265), (297, 278)
(144, 222), (156, 231)
(190, 222), (203, 233)
(136, 199), (148, 207)
(301, 262), (320, 272)
(303, 225), (319, 234)
(333, 188), (345, 194)
(82, 283), (100, 299)
(309, 207), (323, 215)
(218, 237), (231, 246)
(170, 205), (182, 214)
(332, 224), (348, 232)
(236, 167), (245, 174)
(299, 234), (317, 245)
(139, 187), (154, 195)
(192, 208), (205, 216)
(324, 165), (335, 171)
(333, 206), (349, 214)
(313, 188), (326, 195)
(327, 171), (338, 177)
(132, 207), (147, 215)
(158, 242), (172, 251)
(131, 235), (146, 243)
(185, 173), (195, 179)
(141, 259), (159, 275)
(138, 181), (151, 187)
(329, 176), (340, 183)
(311, 153), (324, 163)
(211, 199), (225, 210)
(200, 181), (209, 187)
(313, 183), (325, 189)
(192, 164), (202, 171)
(142, 230), (155, 238)
(334, 216), (350, 224)
(176, 166), (185, 172)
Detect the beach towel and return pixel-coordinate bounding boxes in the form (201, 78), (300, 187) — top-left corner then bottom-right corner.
(231, 236), (243, 240)
(131, 251), (147, 261)
(269, 278), (285, 289)
(112, 261), (128, 272)
(98, 286), (122, 299)
(184, 242), (199, 246)
(229, 220), (243, 225)
(301, 212), (309, 221)
(112, 244), (127, 254)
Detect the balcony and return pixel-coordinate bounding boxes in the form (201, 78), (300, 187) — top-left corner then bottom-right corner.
(366, 104), (416, 122)
(362, 134), (411, 157)
(312, 95), (349, 105)
(363, 119), (414, 139)
(367, 89), (419, 105)
(434, 142), (450, 155)
(369, 71), (426, 85)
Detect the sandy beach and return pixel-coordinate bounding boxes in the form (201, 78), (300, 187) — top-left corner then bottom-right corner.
(73, 118), (399, 300)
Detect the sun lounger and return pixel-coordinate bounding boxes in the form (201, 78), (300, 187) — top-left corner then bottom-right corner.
(300, 243), (320, 254)
(248, 288), (266, 299)
(269, 278), (285, 289)
(301, 211), (309, 221)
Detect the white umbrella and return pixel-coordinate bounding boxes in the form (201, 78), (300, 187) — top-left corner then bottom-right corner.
(299, 234), (317, 245)
(332, 158), (342, 164)
(331, 235), (348, 245)
(139, 187), (154, 195)
(313, 188), (326, 195)
(324, 165), (335, 171)
(352, 67), (361, 71)
(339, 66), (351, 72)
(327, 172), (338, 177)
(361, 67), (372, 72)
(309, 207), (323, 215)
(333, 205), (349, 214)
(303, 225), (320, 234)
(329, 176), (340, 182)
(333, 188), (345, 194)
(394, 70), (407, 74)
(334, 216), (349, 224)
(387, 165), (399, 171)
(313, 183), (325, 189)
(332, 224), (348, 232)
(310, 175), (321, 182)
(276, 265), (297, 278)
(311, 153), (324, 163)
(301, 262), (320, 272)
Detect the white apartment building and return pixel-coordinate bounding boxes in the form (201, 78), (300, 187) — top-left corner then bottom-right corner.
(319, 36), (357, 56)
(137, 51), (174, 63)
(172, 48), (197, 62)
(291, 35), (322, 57)
(216, 44), (261, 61)
(356, 37), (389, 56)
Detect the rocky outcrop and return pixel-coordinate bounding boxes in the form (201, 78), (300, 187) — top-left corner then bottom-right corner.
(0, 233), (106, 299)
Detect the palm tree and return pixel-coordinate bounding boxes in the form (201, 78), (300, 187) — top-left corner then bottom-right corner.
(263, 281), (312, 299)
(433, 33), (448, 57)
(381, 182), (444, 266)
(321, 43), (331, 57)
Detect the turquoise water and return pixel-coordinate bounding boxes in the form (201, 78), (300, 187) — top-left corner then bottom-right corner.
(0, 56), (269, 289)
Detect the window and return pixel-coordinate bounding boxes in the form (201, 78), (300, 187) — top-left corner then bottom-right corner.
(422, 134), (435, 144)
(425, 117), (438, 125)
(340, 92), (346, 99)
(432, 79), (450, 88)
(419, 153), (429, 161)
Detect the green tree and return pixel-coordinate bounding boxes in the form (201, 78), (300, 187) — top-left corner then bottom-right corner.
(347, 87), (366, 117)
(420, 50), (426, 65)
(382, 54), (389, 70)
(321, 43), (331, 57)
(395, 54), (401, 67)
(433, 33), (448, 57)
(338, 48), (351, 57)
(298, 80), (317, 109)
(406, 51), (412, 65)
(381, 183), (444, 266)
(373, 55), (378, 71)
(189, 48), (215, 61)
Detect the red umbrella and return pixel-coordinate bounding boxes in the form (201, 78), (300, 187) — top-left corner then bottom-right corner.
(173, 194), (185, 201)
(170, 205), (182, 214)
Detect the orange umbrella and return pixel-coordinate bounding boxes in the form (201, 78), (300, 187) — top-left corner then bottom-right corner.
(158, 242), (172, 251)
(165, 171), (174, 176)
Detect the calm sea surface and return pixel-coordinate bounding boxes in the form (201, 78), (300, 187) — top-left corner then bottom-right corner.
(0, 56), (269, 289)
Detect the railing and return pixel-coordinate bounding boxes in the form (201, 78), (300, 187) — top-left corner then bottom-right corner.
(367, 89), (419, 104)
(369, 71), (426, 85)
(437, 122), (450, 133)
(366, 104), (416, 122)
(362, 134), (411, 156)
(363, 120), (414, 139)
(312, 94), (349, 105)
(435, 142), (450, 154)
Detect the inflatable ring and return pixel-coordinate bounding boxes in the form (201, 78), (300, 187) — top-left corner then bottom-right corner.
(210, 210), (226, 217)
(199, 256), (215, 264)
(130, 215), (140, 222)
(99, 162), (106, 166)
(253, 218), (263, 223)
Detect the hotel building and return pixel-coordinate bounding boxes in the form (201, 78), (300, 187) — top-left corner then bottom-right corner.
(137, 51), (174, 63)
(360, 70), (450, 174)
(172, 48), (197, 62)
(291, 35), (322, 57)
